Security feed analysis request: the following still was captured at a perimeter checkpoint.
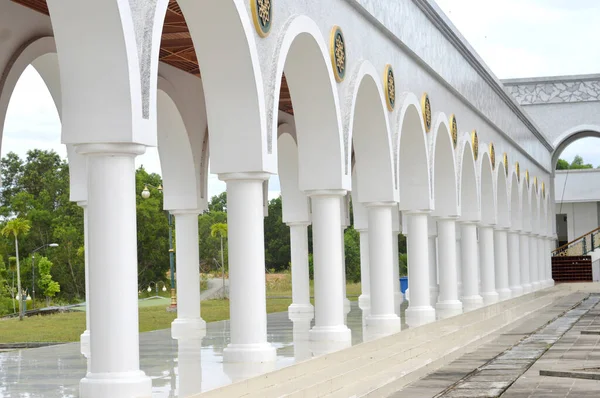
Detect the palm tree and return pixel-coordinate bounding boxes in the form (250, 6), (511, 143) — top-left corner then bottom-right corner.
(210, 223), (228, 296)
(2, 218), (31, 320)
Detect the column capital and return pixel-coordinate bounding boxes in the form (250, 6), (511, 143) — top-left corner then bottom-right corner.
(305, 189), (347, 198)
(434, 215), (459, 222)
(218, 172), (271, 182)
(169, 209), (202, 216)
(77, 200), (88, 208)
(76, 143), (146, 157)
(458, 220), (479, 226)
(364, 201), (397, 208)
(287, 221), (311, 227)
(494, 225), (510, 231)
(404, 210), (431, 216)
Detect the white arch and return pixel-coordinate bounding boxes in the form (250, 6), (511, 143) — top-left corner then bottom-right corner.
(270, 15), (347, 191)
(396, 92), (432, 211)
(278, 124), (310, 223)
(521, 179), (532, 233)
(457, 135), (480, 222)
(551, 125), (600, 169)
(347, 61), (397, 203)
(509, 171), (522, 230)
(430, 112), (459, 217)
(496, 162), (510, 229)
(479, 149), (497, 226)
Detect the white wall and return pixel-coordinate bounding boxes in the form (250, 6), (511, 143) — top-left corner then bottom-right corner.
(555, 169), (600, 203)
(555, 201), (599, 242)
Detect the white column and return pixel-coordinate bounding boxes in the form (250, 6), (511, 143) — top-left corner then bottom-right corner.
(456, 225), (463, 298)
(341, 226), (351, 315)
(177, 338), (203, 397)
(529, 234), (540, 290)
(365, 204), (400, 335)
(460, 222), (484, 312)
(520, 232), (532, 293)
(547, 237), (555, 286)
(537, 236), (545, 290)
(493, 228), (511, 301)
(435, 217), (463, 319)
(392, 230), (402, 317)
(78, 201), (91, 371)
(428, 228), (439, 306)
(308, 190), (351, 347)
(479, 225), (499, 305)
(405, 212), (436, 327)
(288, 222), (314, 315)
(171, 211), (206, 340)
(77, 144), (151, 397)
(357, 229), (370, 312)
(220, 172), (276, 363)
(508, 230), (523, 296)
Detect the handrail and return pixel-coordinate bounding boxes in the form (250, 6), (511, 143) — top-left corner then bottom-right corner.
(552, 226), (600, 257)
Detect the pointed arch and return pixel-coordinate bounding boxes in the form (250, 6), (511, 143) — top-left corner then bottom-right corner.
(480, 149), (497, 226)
(396, 92), (432, 211)
(430, 113), (459, 217)
(269, 15), (347, 191)
(496, 162), (510, 229)
(510, 171), (522, 230)
(457, 135), (480, 222)
(521, 180), (532, 233)
(278, 124), (310, 224)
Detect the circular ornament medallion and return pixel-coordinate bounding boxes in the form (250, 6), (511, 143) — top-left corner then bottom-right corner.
(515, 161), (520, 182)
(503, 153), (508, 176)
(421, 93), (432, 132)
(251, 0), (272, 38)
(525, 170), (530, 187)
(449, 114), (458, 148)
(471, 129), (479, 160)
(489, 143), (496, 170)
(383, 65), (395, 111)
(330, 26), (346, 82)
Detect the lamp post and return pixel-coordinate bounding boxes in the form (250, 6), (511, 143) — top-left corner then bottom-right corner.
(147, 281), (168, 298)
(141, 184), (177, 309)
(31, 243), (59, 309)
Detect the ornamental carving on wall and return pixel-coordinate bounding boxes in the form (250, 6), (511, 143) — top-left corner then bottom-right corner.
(449, 114), (458, 148)
(384, 65), (395, 111)
(421, 93), (431, 132)
(251, 0), (272, 37)
(506, 80), (600, 105)
(330, 26), (346, 82)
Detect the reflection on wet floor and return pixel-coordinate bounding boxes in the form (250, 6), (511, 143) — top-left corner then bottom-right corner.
(0, 300), (410, 397)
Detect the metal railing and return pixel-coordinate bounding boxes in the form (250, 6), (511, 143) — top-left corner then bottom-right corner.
(552, 226), (600, 257)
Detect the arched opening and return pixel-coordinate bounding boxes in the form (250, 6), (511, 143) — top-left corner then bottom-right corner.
(480, 152), (496, 226)
(458, 139), (479, 222)
(496, 164), (509, 229)
(430, 114), (458, 218)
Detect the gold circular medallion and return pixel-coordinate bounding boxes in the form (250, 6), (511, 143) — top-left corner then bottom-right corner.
(383, 65), (395, 111)
(542, 181), (546, 198)
(534, 176), (538, 193)
(471, 130), (479, 160)
(330, 26), (346, 83)
(421, 93), (432, 133)
(489, 143), (495, 170)
(515, 161), (520, 182)
(449, 114), (458, 149)
(251, 0), (272, 38)
(525, 170), (530, 187)
(503, 153), (508, 177)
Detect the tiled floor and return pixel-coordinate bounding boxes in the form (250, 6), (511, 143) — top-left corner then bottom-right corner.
(0, 301), (409, 397)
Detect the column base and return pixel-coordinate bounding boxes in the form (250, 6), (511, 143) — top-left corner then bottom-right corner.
(80, 370), (151, 398)
(171, 318), (207, 340)
(405, 306), (436, 328)
(546, 279), (555, 287)
(481, 291), (499, 306)
(522, 283), (533, 294)
(358, 294), (370, 311)
(461, 295), (484, 312)
(309, 325), (352, 343)
(80, 330), (90, 358)
(365, 314), (401, 335)
(429, 287), (439, 307)
(223, 343), (277, 363)
(435, 300), (463, 319)
(510, 285), (523, 297)
(496, 288), (512, 301)
(394, 292), (403, 316)
(531, 281), (542, 291)
(405, 288), (410, 302)
(288, 303), (314, 317)
(344, 298), (351, 314)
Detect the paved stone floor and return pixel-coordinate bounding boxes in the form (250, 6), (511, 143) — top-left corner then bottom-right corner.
(392, 293), (600, 398)
(0, 301), (411, 397)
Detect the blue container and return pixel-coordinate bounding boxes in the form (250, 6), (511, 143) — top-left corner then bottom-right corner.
(399, 277), (408, 294)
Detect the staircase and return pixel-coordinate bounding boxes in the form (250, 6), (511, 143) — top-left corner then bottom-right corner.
(551, 227), (600, 282)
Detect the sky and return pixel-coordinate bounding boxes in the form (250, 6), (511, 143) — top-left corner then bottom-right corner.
(3, 1), (600, 201)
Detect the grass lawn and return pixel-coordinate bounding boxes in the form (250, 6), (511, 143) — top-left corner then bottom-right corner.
(0, 298), (292, 344)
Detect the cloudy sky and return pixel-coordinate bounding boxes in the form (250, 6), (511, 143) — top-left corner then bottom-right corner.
(3, 0), (600, 200)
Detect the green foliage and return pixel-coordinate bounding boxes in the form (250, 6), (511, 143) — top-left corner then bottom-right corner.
(263, 197), (290, 271)
(399, 253), (408, 277)
(210, 223), (228, 239)
(344, 227), (361, 283)
(556, 155), (594, 170)
(208, 192), (227, 212)
(198, 211), (228, 270)
(36, 257), (60, 298)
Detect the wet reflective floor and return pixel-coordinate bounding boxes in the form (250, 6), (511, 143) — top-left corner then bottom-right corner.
(0, 301), (409, 397)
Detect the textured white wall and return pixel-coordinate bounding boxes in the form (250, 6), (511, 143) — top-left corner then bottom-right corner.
(555, 201), (599, 242)
(555, 169), (600, 203)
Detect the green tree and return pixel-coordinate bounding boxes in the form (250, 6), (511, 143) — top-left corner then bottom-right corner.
(36, 256), (60, 305)
(1, 218), (31, 320)
(263, 197), (290, 271)
(569, 155), (593, 169)
(210, 222), (228, 290)
(556, 158), (569, 170)
(343, 227), (361, 283)
(208, 192), (227, 212)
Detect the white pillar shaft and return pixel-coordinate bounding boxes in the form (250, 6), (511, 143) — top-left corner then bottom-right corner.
(479, 226), (498, 304)
(392, 231), (402, 316)
(358, 230), (370, 310)
(529, 235), (539, 289)
(537, 237), (545, 288)
(222, 174), (275, 362)
(456, 230), (462, 297)
(78, 202), (91, 360)
(171, 212), (205, 339)
(428, 235), (439, 304)
(405, 213), (435, 326)
(366, 205), (400, 332)
(79, 144), (151, 396)
(520, 233), (532, 293)
(310, 192), (351, 343)
(289, 223), (312, 313)
(493, 229), (511, 300)
(460, 223), (483, 311)
(436, 219), (462, 318)
(508, 231), (522, 296)
(341, 226), (350, 313)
